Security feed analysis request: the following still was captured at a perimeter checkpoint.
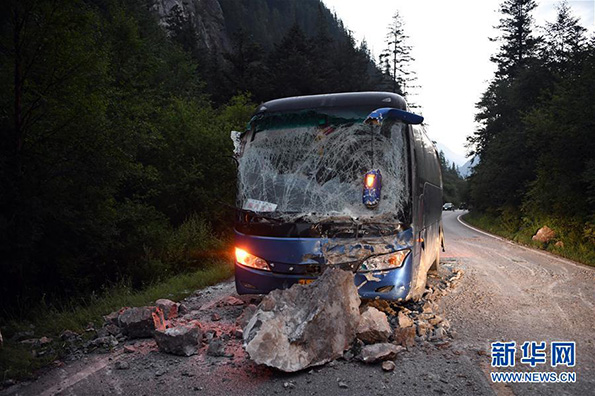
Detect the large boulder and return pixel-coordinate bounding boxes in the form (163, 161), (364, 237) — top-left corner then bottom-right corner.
(118, 306), (163, 339)
(356, 307), (391, 344)
(243, 268), (361, 372)
(154, 321), (203, 356)
(532, 226), (556, 243)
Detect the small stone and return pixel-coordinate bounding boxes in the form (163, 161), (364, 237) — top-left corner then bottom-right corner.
(155, 299), (179, 320)
(360, 343), (404, 363)
(532, 226), (556, 243)
(416, 321), (431, 338)
(338, 381), (348, 389)
(221, 296), (245, 306)
(119, 306), (164, 339)
(283, 381), (295, 389)
(59, 330), (79, 341)
(382, 360), (396, 371)
(207, 339), (226, 357)
(155, 369), (167, 377)
(124, 345), (136, 353)
(397, 311), (414, 328)
(233, 329), (243, 339)
(393, 326), (416, 348)
(39, 336), (52, 345)
(154, 322), (203, 357)
(211, 313), (221, 321)
(235, 304), (257, 329)
(554, 241), (564, 248)
(178, 304), (190, 315)
(115, 361), (130, 370)
(356, 307), (391, 344)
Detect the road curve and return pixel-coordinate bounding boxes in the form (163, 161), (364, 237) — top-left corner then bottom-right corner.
(3, 211), (594, 396)
(441, 210), (595, 395)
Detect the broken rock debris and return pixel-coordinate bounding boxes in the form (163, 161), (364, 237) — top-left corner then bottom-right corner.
(356, 306), (391, 344)
(154, 321), (203, 357)
(244, 268), (361, 372)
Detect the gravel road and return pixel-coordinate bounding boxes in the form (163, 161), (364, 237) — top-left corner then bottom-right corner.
(3, 211), (594, 396)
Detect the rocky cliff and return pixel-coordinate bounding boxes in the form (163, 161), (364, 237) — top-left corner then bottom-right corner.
(152, 0), (231, 52)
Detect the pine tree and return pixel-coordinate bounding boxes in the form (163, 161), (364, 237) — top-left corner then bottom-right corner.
(490, 0), (540, 78)
(379, 11), (415, 98)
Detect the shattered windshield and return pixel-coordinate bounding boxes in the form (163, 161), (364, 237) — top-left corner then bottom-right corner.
(236, 108), (410, 223)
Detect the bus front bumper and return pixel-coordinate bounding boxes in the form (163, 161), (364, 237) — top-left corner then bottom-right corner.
(235, 255), (413, 301)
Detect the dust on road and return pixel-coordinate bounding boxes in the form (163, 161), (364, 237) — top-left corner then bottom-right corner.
(3, 211), (594, 396)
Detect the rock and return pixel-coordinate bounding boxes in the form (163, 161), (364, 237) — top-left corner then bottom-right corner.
(360, 343), (404, 363)
(532, 226), (556, 243)
(89, 335), (118, 349)
(211, 313), (221, 321)
(124, 345), (136, 353)
(104, 308), (128, 326)
(554, 241), (564, 248)
(39, 336), (52, 345)
(397, 311), (414, 328)
(206, 339), (226, 357)
(429, 315), (444, 326)
(430, 326), (446, 341)
(236, 304), (257, 328)
(155, 299), (179, 320)
(115, 361), (130, 370)
(154, 321), (202, 357)
(105, 323), (121, 336)
(243, 268), (361, 372)
(356, 307), (391, 344)
(178, 303), (190, 315)
(221, 296), (245, 306)
(382, 360), (396, 371)
(393, 326), (416, 348)
(119, 307), (164, 339)
(283, 381), (295, 389)
(416, 320), (431, 338)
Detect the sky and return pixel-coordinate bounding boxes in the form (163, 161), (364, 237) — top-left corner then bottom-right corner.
(321, 0), (595, 164)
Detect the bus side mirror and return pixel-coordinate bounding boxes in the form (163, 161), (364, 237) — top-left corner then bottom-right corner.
(364, 108), (424, 125)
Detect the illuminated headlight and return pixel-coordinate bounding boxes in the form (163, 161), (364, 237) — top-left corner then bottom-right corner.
(359, 249), (410, 272)
(235, 247), (270, 271)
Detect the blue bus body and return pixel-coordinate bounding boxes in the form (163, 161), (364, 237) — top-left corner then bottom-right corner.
(233, 92), (442, 301)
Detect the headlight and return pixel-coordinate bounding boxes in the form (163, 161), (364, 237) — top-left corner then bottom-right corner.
(235, 247), (270, 271)
(359, 249), (410, 272)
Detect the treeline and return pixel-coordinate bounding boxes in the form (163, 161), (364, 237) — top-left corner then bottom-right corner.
(0, 0), (394, 313)
(439, 152), (467, 207)
(170, 0), (390, 105)
(468, 0), (595, 259)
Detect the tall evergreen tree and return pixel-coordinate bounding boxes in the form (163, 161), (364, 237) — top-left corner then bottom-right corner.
(379, 11), (415, 98)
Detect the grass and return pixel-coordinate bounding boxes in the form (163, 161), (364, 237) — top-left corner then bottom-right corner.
(0, 259), (233, 383)
(463, 212), (595, 267)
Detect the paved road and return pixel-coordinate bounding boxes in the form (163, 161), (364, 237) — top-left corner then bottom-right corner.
(4, 211), (594, 395)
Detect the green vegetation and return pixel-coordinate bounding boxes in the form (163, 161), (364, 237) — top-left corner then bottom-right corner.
(464, 212), (595, 266)
(467, 0), (594, 260)
(438, 152), (468, 207)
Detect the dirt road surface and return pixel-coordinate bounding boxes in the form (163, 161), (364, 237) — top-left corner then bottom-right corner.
(3, 211), (594, 395)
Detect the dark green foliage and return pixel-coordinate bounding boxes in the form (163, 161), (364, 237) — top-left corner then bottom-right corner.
(0, 0), (251, 313)
(0, 0), (391, 314)
(438, 152), (467, 206)
(468, 0), (594, 257)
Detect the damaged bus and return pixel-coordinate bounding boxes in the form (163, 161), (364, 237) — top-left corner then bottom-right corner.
(232, 92), (443, 301)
